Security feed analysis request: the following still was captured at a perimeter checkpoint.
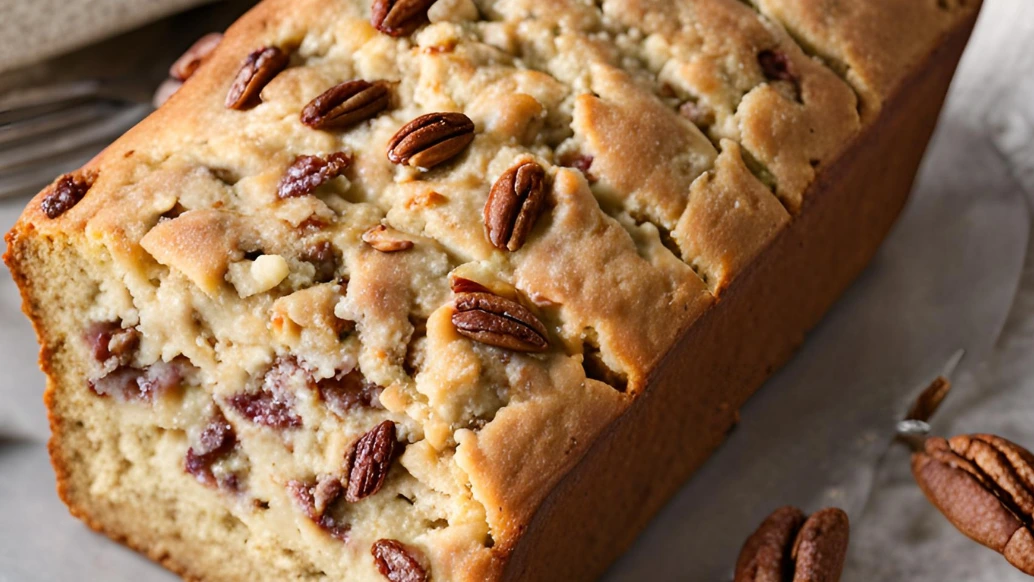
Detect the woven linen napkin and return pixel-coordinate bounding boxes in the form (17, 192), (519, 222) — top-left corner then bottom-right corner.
(0, 0), (212, 73)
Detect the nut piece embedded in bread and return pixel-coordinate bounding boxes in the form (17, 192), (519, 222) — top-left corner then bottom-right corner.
(3, 0), (982, 580)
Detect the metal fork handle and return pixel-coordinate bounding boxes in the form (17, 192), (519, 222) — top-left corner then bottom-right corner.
(0, 103), (148, 172)
(0, 80), (102, 114)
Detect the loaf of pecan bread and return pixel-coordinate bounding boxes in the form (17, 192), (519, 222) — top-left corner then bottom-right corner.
(4, 0), (982, 580)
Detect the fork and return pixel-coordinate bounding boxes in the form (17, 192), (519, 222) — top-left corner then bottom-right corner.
(0, 80), (152, 199)
(0, 0), (263, 202)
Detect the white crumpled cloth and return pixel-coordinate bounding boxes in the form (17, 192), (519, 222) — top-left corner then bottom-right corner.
(0, 1), (1032, 580)
(0, 0), (213, 74)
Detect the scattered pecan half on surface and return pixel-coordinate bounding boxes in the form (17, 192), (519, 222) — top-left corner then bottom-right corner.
(912, 434), (1034, 575)
(734, 506), (849, 582)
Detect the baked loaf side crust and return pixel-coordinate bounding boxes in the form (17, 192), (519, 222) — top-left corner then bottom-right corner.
(5, 0), (980, 580)
(501, 10), (983, 579)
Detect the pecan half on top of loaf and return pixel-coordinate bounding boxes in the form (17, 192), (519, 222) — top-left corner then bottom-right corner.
(301, 80), (392, 131)
(484, 160), (548, 252)
(277, 153), (353, 199)
(170, 32), (223, 82)
(156, 32), (224, 107)
(372, 539), (429, 582)
(371, 0), (439, 37)
(225, 46), (289, 110)
(345, 420), (401, 502)
(387, 112), (475, 170)
(912, 434), (1034, 575)
(734, 506), (850, 582)
(452, 292), (549, 353)
(40, 170), (96, 219)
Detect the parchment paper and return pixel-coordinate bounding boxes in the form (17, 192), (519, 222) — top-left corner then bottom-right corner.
(1, 1), (1033, 580)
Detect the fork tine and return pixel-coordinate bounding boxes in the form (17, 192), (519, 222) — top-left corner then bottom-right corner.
(0, 104), (149, 173)
(0, 101), (118, 148)
(0, 80), (102, 116)
(0, 151), (98, 199)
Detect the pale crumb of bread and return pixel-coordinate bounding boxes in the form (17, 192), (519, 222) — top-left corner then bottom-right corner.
(228, 255), (290, 297)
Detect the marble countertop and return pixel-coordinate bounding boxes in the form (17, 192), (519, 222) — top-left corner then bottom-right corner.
(1, 1), (1032, 580)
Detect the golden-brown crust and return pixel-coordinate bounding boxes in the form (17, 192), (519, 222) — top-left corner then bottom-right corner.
(3, 0), (983, 580)
(571, 64), (717, 230)
(751, 0), (973, 118)
(602, 0), (863, 212)
(674, 140), (791, 293)
(499, 10), (982, 579)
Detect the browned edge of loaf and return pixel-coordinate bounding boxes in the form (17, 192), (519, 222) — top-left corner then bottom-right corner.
(1, 5), (982, 582)
(498, 9), (983, 582)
